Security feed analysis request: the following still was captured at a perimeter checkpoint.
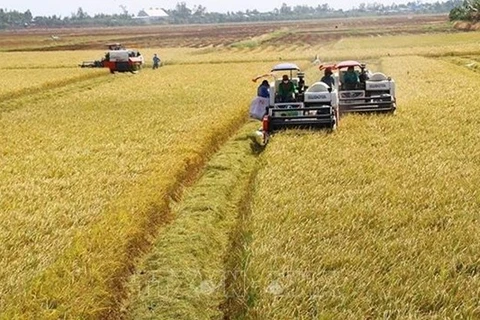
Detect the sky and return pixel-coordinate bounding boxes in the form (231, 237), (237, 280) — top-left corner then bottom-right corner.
(3, 0), (436, 17)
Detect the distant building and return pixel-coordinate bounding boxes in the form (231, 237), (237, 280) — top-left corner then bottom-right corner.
(136, 8), (169, 20)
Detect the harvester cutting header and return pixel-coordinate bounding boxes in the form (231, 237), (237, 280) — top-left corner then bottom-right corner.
(80, 43), (144, 74)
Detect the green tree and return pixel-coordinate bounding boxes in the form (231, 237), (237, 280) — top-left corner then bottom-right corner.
(449, 0), (480, 21)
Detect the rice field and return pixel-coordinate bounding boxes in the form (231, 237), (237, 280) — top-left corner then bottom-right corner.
(0, 54), (270, 317)
(0, 15), (479, 319)
(238, 56), (480, 319)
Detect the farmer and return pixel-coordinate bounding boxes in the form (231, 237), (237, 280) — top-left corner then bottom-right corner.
(321, 67), (335, 89)
(277, 74), (296, 102)
(343, 66), (359, 90)
(297, 72), (306, 94)
(152, 53), (161, 69)
(359, 64), (370, 82)
(257, 80), (270, 98)
(250, 80), (270, 120)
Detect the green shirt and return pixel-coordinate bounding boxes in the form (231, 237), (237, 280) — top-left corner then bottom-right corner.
(344, 71), (359, 84)
(278, 81), (296, 98)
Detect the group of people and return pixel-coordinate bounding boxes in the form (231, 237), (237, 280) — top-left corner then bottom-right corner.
(256, 64), (370, 101)
(320, 64), (370, 90)
(257, 73), (307, 103)
(342, 65), (370, 89)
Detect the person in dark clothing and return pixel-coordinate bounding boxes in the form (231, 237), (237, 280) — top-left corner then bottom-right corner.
(359, 64), (369, 82)
(152, 54), (161, 69)
(343, 66), (359, 90)
(297, 72), (306, 94)
(257, 80), (270, 98)
(320, 67), (335, 89)
(277, 74), (296, 102)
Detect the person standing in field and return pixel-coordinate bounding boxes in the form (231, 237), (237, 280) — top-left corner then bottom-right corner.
(152, 54), (161, 69)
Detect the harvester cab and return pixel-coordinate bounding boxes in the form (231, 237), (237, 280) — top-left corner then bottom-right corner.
(79, 43), (144, 74)
(336, 60), (396, 114)
(251, 63), (338, 145)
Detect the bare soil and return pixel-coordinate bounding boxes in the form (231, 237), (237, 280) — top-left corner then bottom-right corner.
(0, 14), (451, 51)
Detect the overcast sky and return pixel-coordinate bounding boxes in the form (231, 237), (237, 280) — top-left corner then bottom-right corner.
(3, 0), (438, 17)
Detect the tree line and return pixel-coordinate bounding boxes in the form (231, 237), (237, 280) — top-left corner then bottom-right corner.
(0, 1), (465, 29)
(449, 0), (480, 21)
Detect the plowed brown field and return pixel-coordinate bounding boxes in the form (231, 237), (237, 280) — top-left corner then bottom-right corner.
(0, 14), (450, 51)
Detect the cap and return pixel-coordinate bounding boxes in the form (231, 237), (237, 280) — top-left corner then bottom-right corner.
(282, 74), (289, 80)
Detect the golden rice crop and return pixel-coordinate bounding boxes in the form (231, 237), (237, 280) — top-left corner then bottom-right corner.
(2, 24), (480, 320)
(166, 32), (480, 68)
(443, 55), (480, 73)
(326, 31), (480, 62)
(0, 61), (271, 318)
(152, 46), (323, 66)
(1, 46), (318, 70)
(239, 56), (480, 319)
(334, 31), (480, 51)
(0, 68), (105, 100)
(0, 51), (109, 69)
(124, 31), (480, 320)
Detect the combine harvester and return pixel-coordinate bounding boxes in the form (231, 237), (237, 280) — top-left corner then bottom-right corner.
(335, 60), (397, 115)
(80, 43), (144, 74)
(250, 63), (338, 145)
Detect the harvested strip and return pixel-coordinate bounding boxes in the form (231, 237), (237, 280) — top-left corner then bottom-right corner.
(126, 122), (261, 319)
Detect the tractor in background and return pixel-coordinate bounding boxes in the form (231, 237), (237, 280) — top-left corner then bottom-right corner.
(80, 43), (144, 74)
